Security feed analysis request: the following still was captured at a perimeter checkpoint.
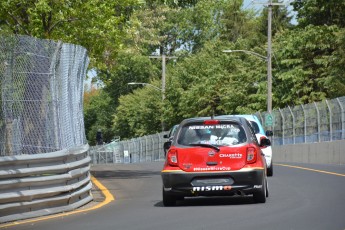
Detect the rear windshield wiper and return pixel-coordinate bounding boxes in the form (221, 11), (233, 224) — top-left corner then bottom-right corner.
(188, 143), (220, 152)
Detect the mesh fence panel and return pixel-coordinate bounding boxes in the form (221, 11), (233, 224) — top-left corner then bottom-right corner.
(255, 96), (345, 146)
(0, 35), (89, 156)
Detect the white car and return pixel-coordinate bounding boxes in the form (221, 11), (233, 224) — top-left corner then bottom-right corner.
(218, 115), (273, 176)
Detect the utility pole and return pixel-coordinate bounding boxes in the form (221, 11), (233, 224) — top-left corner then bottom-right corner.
(149, 55), (177, 101)
(267, 0), (273, 114)
(149, 54), (177, 131)
(254, 0), (284, 113)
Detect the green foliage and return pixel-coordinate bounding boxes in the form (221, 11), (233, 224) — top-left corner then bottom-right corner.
(257, 0), (294, 38)
(164, 39), (267, 121)
(273, 25), (345, 106)
(2, 0), (345, 141)
(100, 51), (160, 106)
(83, 89), (115, 144)
(112, 80), (162, 138)
(292, 0), (345, 27)
(0, 0), (142, 70)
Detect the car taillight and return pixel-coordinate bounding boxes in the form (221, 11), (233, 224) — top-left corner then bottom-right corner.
(167, 149), (178, 166)
(246, 147), (257, 164)
(203, 120), (219, 125)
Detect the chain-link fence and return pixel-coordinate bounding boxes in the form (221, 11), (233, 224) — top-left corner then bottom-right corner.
(89, 133), (167, 164)
(256, 96), (345, 146)
(0, 35), (89, 156)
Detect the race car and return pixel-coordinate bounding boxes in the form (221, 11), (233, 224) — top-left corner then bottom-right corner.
(163, 124), (179, 156)
(161, 116), (270, 206)
(232, 115), (273, 176)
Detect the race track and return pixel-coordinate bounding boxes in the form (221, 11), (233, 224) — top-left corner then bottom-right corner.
(3, 162), (345, 230)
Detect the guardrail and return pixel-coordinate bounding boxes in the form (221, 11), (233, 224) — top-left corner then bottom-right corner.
(0, 144), (92, 223)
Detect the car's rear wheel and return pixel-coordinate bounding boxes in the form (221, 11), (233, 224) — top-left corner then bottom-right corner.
(267, 163), (273, 177)
(253, 178), (267, 203)
(265, 178), (269, 197)
(162, 187), (176, 206)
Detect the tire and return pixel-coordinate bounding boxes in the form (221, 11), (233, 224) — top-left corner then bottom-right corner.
(267, 163), (273, 177)
(253, 178), (267, 203)
(265, 178), (269, 197)
(162, 187), (176, 206)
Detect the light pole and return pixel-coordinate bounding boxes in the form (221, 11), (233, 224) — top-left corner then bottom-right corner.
(128, 82), (163, 93)
(127, 82), (165, 131)
(223, 50), (267, 61)
(223, 49), (271, 113)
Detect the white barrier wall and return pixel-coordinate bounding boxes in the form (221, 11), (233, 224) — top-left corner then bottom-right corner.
(0, 144), (92, 223)
(272, 140), (345, 164)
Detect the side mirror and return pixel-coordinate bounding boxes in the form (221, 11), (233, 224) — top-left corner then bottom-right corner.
(265, 130), (273, 137)
(163, 141), (172, 156)
(259, 137), (271, 147)
(163, 134), (169, 138)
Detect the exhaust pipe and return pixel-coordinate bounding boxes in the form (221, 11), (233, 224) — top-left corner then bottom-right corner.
(236, 190), (245, 197)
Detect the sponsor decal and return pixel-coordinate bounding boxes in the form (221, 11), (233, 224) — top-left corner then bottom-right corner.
(188, 125), (240, 132)
(193, 167), (231, 171)
(192, 185), (232, 192)
(219, 153), (242, 159)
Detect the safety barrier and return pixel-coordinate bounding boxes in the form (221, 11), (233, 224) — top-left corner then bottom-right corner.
(89, 133), (167, 164)
(0, 144), (92, 223)
(272, 139), (345, 164)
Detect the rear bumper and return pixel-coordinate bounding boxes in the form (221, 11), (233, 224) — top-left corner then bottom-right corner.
(161, 168), (265, 197)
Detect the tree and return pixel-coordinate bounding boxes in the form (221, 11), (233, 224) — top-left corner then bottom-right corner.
(83, 88), (115, 144)
(257, 0), (293, 38)
(112, 80), (162, 139)
(99, 51), (160, 107)
(0, 0), (142, 70)
(292, 0), (345, 28)
(273, 25), (345, 106)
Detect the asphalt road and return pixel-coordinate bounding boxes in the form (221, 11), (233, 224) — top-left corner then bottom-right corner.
(3, 162), (345, 230)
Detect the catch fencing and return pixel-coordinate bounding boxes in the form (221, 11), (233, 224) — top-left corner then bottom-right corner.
(89, 97), (345, 165)
(0, 35), (88, 156)
(255, 96), (345, 146)
(0, 35), (91, 223)
(89, 133), (166, 164)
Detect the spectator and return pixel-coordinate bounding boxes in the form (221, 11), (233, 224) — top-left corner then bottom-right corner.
(96, 129), (103, 145)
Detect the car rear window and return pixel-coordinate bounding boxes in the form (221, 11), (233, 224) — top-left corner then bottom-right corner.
(249, 121), (260, 134)
(177, 121), (247, 146)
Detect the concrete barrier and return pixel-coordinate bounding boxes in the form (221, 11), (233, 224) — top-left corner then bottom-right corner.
(272, 140), (345, 164)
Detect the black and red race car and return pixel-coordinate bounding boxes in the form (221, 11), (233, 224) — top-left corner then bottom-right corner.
(161, 116), (270, 206)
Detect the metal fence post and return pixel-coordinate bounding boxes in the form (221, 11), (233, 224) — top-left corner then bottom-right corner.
(158, 134), (162, 160)
(279, 109), (285, 145)
(336, 98), (344, 140)
(301, 104), (307, 143)
(314, 102), (321, 142)
(151, 135), (154, 161)
(325, 100), (332, 141)
(288, 106), (295, 144)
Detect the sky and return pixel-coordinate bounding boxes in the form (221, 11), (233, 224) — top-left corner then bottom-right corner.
(242, 0), (297, 24)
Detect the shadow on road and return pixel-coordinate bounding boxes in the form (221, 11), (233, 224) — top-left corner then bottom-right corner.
(154, 196), (256, 207)
(91, 169), (161, 179)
